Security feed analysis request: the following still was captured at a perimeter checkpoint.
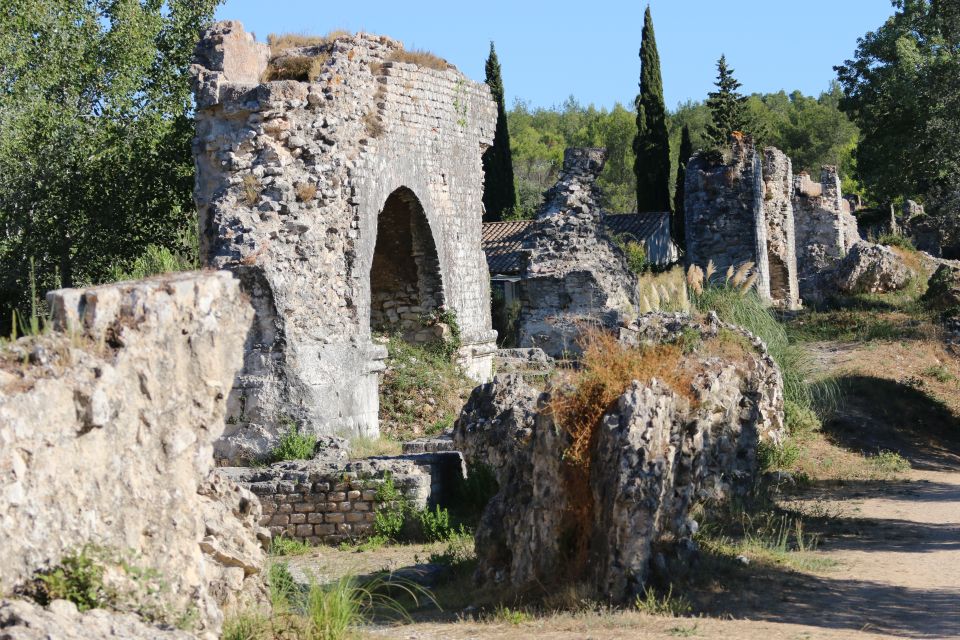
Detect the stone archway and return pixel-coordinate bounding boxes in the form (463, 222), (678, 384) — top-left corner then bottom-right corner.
(369, 187), (446, 344)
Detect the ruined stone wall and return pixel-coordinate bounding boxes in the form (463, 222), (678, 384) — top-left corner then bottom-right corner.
(516, 147), (640, 357)
(684, 134), (772, 301)
(191, 22), (498, 462)
(793, 166), (859, 300)
(762, 148), (801, 309)
(222, 452), (463, 544)
(0, 273), (264, 637)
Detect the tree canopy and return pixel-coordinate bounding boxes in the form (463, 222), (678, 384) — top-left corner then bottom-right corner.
(835, 0), (960, 205)
(0, 0), (219, 326)
(704, 55), (747, 150)
(633, 6), (672, 213)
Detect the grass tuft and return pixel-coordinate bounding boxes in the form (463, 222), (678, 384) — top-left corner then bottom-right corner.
(388, 48), (450, 71)
(635, 586), (692, 617)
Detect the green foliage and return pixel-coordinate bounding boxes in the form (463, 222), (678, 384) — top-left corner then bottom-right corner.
(870, 450), (911, 474)
(269, 420), (317, 463)
(373, 473), (464, 543)
(704, 55), (748, 150)
(758, 439), (802, 471)
(635, 586), (692, 617)
(691, 284), (814, 416)
(373, 473), (407, 540)
(491, 605), (532, 624)
(482, 42), (517, 221)
(612, 234), (650, 274)
(107, 241), (198, 282)
(267, 562), (299, 611)
(416, 504), (463, 543)
(836, 0), (960, 206)
(36, 547), (107, 612)
(877, 233), (916, 251)
(270, 535), (313, 557)
(634, 6), (672, 213)
(921, 364), (955, 383)
(0, 0), (220, 332)
(673, 125), (692, 251)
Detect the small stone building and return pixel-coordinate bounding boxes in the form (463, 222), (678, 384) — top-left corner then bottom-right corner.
(191, 22), (498, 462)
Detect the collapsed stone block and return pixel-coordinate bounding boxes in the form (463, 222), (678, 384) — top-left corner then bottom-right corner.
(0, 273), (264, 637)
(455, 312), (784, 602)
(516, 147), (640, 356)
(834, 242), (915, 294)
(190, 21), (499, 461)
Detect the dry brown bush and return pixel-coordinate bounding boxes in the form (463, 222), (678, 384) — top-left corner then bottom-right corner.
(267, 30), (351, 53)
(262, 54), (328, 82)
(388, 48), (450, 71)
(363, 110), (384, 138)
(241, 174), (260, 205)
(295, 182), (317, 202)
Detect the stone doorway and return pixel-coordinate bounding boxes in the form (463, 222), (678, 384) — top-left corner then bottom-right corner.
(369, 187), (445, 343)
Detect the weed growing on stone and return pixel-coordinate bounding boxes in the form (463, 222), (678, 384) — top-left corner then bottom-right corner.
(269, 419), (316, 463)
(389, 48), (450, 71)
(241, 174), (260, 206)
(31, 546), (107, 612)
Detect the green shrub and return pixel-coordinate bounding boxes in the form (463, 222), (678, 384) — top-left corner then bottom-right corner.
(758, 439), (802, 471)
(35, 547), (108, 612)
(877, 233), (916, 251)
(267, 562), (299, 611)
(373, 473), (407, 540)
(635, 585), (692, 617)
(613, 233), (650, 274)
(416, 505), (462, 543)
(269, 419), (316, 463)
(269, 535), (312, 557)
(870, 450), (911, 473)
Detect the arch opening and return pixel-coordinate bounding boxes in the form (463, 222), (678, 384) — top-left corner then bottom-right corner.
(369, 188), (446, 343)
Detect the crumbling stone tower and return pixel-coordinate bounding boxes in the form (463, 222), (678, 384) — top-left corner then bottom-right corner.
(191, 22), (498, 462)
(684, 136), (803, 310)
(792, 166), (860, 300)
(517, 147), (640, 356)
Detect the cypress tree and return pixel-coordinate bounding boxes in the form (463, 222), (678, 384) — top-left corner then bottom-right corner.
(672, 124), (693, 251)
(482, 41), (516, 221)
(633, 5), (672, 213)
(705, 54), (747, 150)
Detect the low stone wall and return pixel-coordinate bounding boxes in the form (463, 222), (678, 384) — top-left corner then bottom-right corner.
(222, 452), (464, 544)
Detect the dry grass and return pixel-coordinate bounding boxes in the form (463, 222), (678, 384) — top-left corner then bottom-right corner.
(388, 48), (450, 71)
(262, 54), (328, 82)
(637, 266), (688, 313)
(241, 174), (260, 205)
(295, 182), (317, 202)
(363, 110), (385, 138)
(267, 30), (351, 54)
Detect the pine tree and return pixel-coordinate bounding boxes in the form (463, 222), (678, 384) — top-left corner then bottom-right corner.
(482, 42), (516, 221)
(633, 5), (672, 213)
(705, 55), (748, 150)
(672, 125), (693, 251)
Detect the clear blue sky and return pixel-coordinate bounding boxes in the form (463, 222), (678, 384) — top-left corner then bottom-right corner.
(216, 0), (896, 111)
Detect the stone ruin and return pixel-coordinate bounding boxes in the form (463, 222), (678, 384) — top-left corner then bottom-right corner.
(684, 134), (807, 309)
(190, 21), (499, 462)
(455, 312), (784, 601)
(515, 147), (640, 357)
(685, 134), (874, 306)
(792, 166), (861, 301)
(0, 273), (266, 638)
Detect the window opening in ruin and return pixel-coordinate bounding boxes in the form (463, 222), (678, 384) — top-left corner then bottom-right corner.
(768, 252), (790, 303)
(370, 188), (445, 344)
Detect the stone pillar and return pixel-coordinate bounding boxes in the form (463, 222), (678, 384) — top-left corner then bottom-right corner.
(684, 133), (771, 301)
(762, 147), (801, 310)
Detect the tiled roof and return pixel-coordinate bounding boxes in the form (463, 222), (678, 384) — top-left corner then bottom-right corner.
(482, 212), (671, 275)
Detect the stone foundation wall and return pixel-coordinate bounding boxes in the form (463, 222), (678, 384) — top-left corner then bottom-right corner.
(684, 134), (772, 301)
(222, 452), (463, 544)
(0, 273), (264, 637)
(191, 21), (498, 462)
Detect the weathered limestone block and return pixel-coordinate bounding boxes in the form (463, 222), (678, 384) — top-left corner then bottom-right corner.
(0, 273), (260, 637)
(516, 148), (640, 357)
(0, 599), (193, 640)
(190, 20), (270, 108)
(922, 263), (960, 314)
(793, 166), (860, 301)
(834, 242), (915, 294)
(762, 148), (801, 309)
(191, 21), (499, 460)
(685, 134), (772, 301)
(455, 313), (784, 601)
